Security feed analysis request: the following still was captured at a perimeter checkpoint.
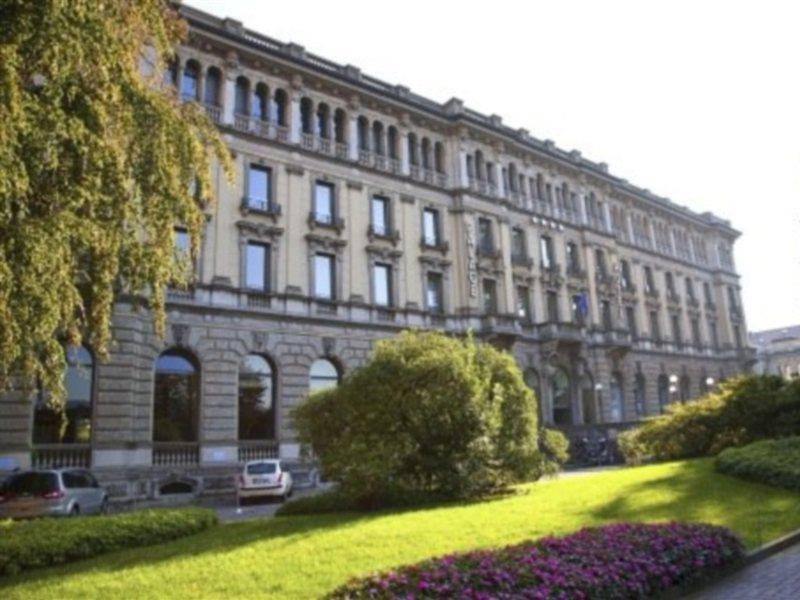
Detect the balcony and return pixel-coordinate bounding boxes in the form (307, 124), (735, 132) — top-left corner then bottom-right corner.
(308, 211), (345, 233)
(240, 197), (282, 219)
(686, 296), (700, 309)
(566, 265), (587, 281)
(246, 290), (272, 310)
(477, 245), (502, 260)
(152, 442), (199, 466)
(644, 286), (659, 299)
(203, 103), (221, 124)
(511, 253), (534, 268)
(420, 237), (449, 254)
(537, 322), (585, 344)
(367, 224), (401, 244)
(31, 444), (91, 469)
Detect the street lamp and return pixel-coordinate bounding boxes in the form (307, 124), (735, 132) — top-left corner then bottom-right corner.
(705, 376), (715, 387)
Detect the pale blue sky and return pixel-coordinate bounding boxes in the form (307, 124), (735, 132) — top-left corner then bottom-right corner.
(187, 0), (800, 332)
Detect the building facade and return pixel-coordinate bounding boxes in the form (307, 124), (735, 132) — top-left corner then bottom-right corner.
(751, 326), (800, 379)
(0, 5), (755, 499)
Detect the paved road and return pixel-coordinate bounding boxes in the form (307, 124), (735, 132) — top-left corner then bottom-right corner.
(694, 543), (800, 599)
(215, 485), (332, 523)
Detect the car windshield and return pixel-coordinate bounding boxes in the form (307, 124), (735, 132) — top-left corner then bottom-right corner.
(246, 462), (278, 475)
(2, 472), (59, 495)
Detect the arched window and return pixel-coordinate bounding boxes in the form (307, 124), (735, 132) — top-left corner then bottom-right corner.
(309, 359), (339, 392)
(434, 142), (445, 174)
(33, 346), (94, 445)
(551, 367), (572, 426)
(300, 97), (313, 134)
(234, 76), (249, 116)
(580, 373), (597, 425)
(680, 375), (691, 403)
(238, 354), (275, 440)
(252, 83), (269, 121)
(334, 109), (347, 143)
(316, 103), (330, 139)
(421, 137), (431, 169)
(387, 126), (399, 159)
(408, 133), (419, 166)
(204, 67), (221, 106)
(372, 121), (384, 155)
(272, 89), (288, 126)
(153, 349), (199, 443)
(609, 372), (624, 422)
(634, 373), (646, 417)
(181, 60), (200, 101)
(657, 375), (669, 412)
(357, 116), (370, 151)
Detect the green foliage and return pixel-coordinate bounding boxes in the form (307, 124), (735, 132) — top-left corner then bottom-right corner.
(716, 436), (800, 491)
(0, 507), (216, 577)
(619, 375), (798, 463)
(276, 488), (458, 516)
(539, 427), (570, 475)
(293, 331), (543, 505)
(0, 0), (230, 403)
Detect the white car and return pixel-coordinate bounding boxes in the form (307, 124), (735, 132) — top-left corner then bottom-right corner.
(236, 460), (293, 505)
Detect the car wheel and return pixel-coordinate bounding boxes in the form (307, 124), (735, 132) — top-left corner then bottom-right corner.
(70, 504), (80, 517)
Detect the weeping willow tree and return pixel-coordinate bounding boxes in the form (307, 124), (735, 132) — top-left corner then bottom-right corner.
(0, 0), (231, 404)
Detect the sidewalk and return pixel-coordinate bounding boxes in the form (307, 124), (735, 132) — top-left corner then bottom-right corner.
(693, 542), (800, 599)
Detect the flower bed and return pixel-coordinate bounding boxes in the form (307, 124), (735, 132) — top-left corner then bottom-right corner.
(328, 522), (744, 599)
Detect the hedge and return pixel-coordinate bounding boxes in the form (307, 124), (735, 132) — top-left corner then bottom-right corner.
(619, 375), (800, 463)
(327, 522), (744, 599)
(716, 436), (800, 491)
(0, 507), (217, 576)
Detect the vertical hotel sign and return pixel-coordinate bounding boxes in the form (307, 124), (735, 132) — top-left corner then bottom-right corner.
(466, 220), (478, 298)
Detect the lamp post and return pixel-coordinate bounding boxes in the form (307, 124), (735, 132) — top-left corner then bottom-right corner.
(668, 373), (678, 405)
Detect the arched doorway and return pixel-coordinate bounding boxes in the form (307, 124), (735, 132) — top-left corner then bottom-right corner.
(551, 367), (572, 426)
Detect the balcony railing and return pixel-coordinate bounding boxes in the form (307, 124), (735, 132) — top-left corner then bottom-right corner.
(203, 103), (221, 123)
(477, 245), (502, 260)
(308, 211), (345, 232)
(246, 291), (272, 309)
(31, 444), (91, 469)
(511, 254), (534, 268)
(238, 440), (279, 463)
(420, 237), (449, 254)
(367, 224), (400, 243)
(153, 442), (199, 466)
(241, 197), (282, 217)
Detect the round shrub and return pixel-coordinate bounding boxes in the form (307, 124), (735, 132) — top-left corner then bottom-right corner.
(539, 427), (570, 475)
(716, 436), (800, 491)
(327, 522), (744, 599)
(293, 331), (543, 506)
(619, 375), (793, 463)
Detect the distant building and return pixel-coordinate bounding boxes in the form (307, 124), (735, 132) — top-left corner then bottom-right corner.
(751, 326), (800, 379)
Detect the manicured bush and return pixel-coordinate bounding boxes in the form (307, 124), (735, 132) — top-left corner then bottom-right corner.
(328, 522), (744, 599)
(619, 375), (800, 463)
(0, 507), (217, 576)
(716, 436), (800, 491)
(539, 427), (570, 475)
(293, 331), (544, 506)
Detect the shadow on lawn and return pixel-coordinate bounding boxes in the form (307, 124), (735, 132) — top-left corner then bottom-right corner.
(0, 489), (517, 590)
(589, 459), (800, 548)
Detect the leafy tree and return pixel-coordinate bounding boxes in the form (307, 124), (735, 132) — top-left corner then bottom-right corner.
(293, 331), (546, 505)
(0, 0), (230, 402)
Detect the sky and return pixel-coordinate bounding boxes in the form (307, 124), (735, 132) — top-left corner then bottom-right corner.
(187, 0), (799, 332)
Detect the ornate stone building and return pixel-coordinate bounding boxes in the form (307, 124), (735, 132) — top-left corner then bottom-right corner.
(0, 5), (754, 498)
(751, 326), (800, 379)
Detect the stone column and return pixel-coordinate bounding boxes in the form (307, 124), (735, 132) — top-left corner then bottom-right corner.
(493, 162), (505, 197)
(221, 74), (235, 125)
(400, 131), (410, 175)
(348, 115), (359, 160)
(459, 150), (470, 188)
(289, 93), (301, 144)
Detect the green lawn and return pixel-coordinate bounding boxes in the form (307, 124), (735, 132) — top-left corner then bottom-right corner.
(3, 459), (800, 599)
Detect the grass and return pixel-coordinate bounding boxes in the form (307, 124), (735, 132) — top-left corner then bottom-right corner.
(2, 459), (800, 599)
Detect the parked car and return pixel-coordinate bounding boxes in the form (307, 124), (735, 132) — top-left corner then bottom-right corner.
(0, 469), (108, 519)
(236, 460), (293, 505)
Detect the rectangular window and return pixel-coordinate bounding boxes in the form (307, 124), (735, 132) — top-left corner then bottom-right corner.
(540, 236), (554, 269)
(626, 306), (637, 339)
(601, 300), (613, 331)
(595, 249), (607, 278)
(566, 242), (580, 273)
(671, 314), (682, 347)
(620, 260), (632, 289)
(516, 286), (531, 320)
(174, 227), (190, 258)
(314, 181), (335, 224)
(650, 311), (661, 343)
(422, 208), (440, 246)
(709, 320), (719, 349)
(571, 294), (584, 325)
(691, 317), (701, 347)
(478, 218), (493, 253)
(245, 242), (270, 291)
(247, 165), (272, 211)
(373, 263), (392, 306)
(371, 195), (390, 236)
(686, 277), (695, 300)
(703, 281), (713, 305)
(511, 228), (526, 259)
(546, 291), (559, 322)
(644, 266), (655, 294)
(482, 279), (497, 314)
(426, 272), (443, 313)
(314, 253), (335, 299)
(665, 272), (676, 295)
